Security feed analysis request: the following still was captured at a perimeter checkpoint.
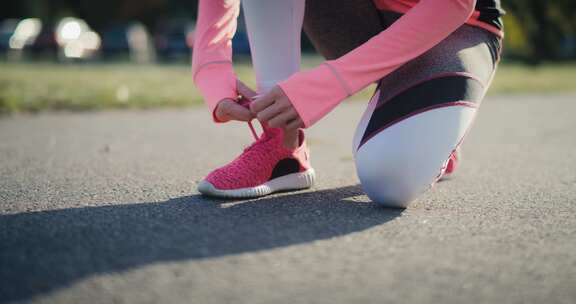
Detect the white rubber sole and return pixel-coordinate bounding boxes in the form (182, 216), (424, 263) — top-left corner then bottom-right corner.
(197, 168), (316, 198)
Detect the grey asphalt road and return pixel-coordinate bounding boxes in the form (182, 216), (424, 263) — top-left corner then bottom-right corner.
(1, 94), (575, 304)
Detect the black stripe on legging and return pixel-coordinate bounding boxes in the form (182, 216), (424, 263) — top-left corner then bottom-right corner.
(360, 75), (485, 147)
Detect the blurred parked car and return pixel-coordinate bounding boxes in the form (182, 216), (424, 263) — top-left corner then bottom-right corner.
(1, 18), (43, 60)
(560, 36), (576, 59)
(231, 28), (251, 56)
(0, 19), (19, 53)
(100, 22), (154, 62)
(231, 14), (250, 56)
(9, 18), (42, 50)
(154, 19), (194, 61)
(55, 17), (101, 60)
(3, 17), (99, 61)
(28, 24), (59, 58)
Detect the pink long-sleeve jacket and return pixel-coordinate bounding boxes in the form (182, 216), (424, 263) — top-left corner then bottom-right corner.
(192, 0), (503, 127)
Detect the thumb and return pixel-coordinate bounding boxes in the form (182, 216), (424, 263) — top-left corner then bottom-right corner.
(225, 102), (255, 121)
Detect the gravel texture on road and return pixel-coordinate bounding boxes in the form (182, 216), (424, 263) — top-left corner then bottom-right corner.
(1, 95), (575, 304)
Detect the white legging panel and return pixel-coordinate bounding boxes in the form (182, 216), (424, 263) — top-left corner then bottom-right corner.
(354, 92), (477, 208)
(242, 0), (305, 93)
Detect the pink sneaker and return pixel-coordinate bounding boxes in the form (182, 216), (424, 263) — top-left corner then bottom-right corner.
(197, 126), (316, 198)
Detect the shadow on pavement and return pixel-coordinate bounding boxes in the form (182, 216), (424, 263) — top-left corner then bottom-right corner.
(0, 185), (402, 302)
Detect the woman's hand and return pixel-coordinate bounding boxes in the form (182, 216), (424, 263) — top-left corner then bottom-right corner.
(250, 86), (304, 130)
(214, 81), (257, 122)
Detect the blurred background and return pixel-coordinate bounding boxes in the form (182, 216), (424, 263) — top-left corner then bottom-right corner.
(1, 0), (575, 114)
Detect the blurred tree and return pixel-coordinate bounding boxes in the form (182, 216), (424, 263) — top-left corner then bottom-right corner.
(504, 0), (576, 63)
(2, 0), (576, 62)
(63, 0), (168, 29)
(1, 0), (197, 30)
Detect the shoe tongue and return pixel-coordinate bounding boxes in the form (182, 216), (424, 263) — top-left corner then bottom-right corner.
(243, 125), (282, 153)
(261, 125), (283, 141)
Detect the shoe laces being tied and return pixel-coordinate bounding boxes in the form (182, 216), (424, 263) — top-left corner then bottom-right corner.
(238, 94), (286, 153)
(206, 96), (286, 188)
(237, 95), (261, 141)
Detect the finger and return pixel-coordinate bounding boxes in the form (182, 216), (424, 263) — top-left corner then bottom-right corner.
(268, 109), (298, 128)
(237, 80), (257, 99)
(285, 117), (304, 130)
(250, 91), (278, 114)
(225, 102), (255, 121)
(256, 103), (283, 122)
(215, 99), (235, 122)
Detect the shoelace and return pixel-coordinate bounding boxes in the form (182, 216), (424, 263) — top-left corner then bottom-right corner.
(237, 95), (266, 141)
(216, 120), (279, 185)
(208, 96), (285, 186)
(247, 121), (259, 141)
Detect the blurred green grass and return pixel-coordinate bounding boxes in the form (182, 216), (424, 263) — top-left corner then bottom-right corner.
(1, 59), (575, 114)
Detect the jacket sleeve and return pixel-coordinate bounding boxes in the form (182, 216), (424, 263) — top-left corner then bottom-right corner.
(278, 0), (477, 127)
(191, 0), (240, 122)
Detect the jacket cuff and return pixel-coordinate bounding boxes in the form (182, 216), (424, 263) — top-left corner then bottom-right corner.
(278, 63), (350, 128)
(193, 62), (237, 123)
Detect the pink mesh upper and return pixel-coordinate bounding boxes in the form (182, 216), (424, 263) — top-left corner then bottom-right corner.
(205, 127), (310, 190)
